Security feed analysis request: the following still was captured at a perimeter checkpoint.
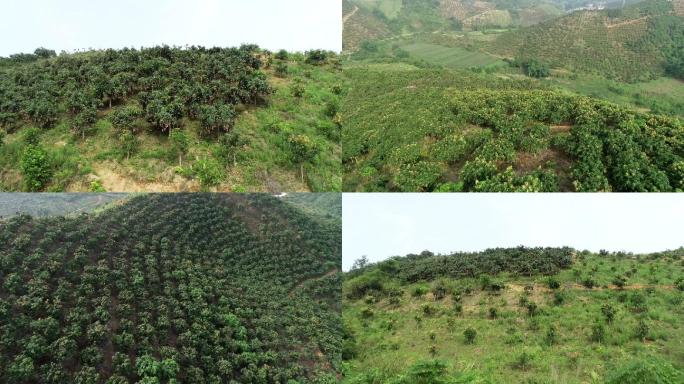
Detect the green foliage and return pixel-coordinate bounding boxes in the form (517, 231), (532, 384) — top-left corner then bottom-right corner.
(198, 104), (237, 136)
(343, 67), (684, 192)
(168, 128), (189, 166)
(20, 145), (52, 191)
(463, 327), (477, 344)
(191, 157), (224, 190)
(305, 50), (329, 65)
(0, 194), (341, 382)
(605, 357), (684, 384)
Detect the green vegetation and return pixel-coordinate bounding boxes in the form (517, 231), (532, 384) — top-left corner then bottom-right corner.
(342, 0), (684, 192)
(341, 66), (683, 192)
(0, 45), (342, 192)
(399, 43), (505, 69)
(489, 0), (682, 82)
(0, 193), (341, 383)
(343, 247), (684, 383)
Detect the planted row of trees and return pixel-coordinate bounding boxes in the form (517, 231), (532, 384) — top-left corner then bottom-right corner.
(0, 45), (271, 137)
(0, 194), (341, 383)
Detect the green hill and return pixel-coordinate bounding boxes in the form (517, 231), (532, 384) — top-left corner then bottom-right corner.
(0, 46), (343, 192)
(488, 0), (684, 82)
(341, 65), (684, 192)
(0, 193), (342, 383)
(343, 247), (684, 383)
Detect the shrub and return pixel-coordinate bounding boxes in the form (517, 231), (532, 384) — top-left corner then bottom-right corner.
(590, 322), (606, 343)
(605, 357), (684, 384)
(305, 50), (328, 65)
(274, 62), (288, 77)
(602, 304), (616, 324)
(512, 351), (534, 371)
(547, 278), (561, 290)
(191, 157), (224, 191)
(634, 319), (649, 341)
(463, 327), (477, 344)
(545, 325), (557, 345)
(488, 307), (498, 319)
(20, 145), (52, 191)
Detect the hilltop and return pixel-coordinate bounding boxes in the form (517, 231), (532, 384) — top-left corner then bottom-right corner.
(343, 247), (684, 383)
(0, 193), (342, 383)
(0, 45), (343, 192)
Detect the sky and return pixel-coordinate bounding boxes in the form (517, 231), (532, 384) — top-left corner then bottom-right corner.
(0, 0), (341, 56)
(342, 194), (684, 270)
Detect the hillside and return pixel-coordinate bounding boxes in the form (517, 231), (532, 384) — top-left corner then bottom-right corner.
(343, 247), (684, 383)
(0, 193), (342, 383)
(282, 192), (343, 221)
(0, 45), (343, 192)
(488, 0), (684, 82)
(341, 65), (684, 192)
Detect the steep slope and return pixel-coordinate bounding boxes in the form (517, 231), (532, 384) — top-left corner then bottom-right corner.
(0, 193), (341, 383)
(343, 247), (684, 383)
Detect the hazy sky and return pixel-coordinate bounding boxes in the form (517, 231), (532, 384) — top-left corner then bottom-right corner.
(342, 194), (684, 270)
(0, 0), (341, 56)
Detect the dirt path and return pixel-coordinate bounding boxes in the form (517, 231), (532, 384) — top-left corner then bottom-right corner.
(343, 5), (359, 25)
(507, 282), (675, 292)
(289, 268), (339, 296)
(91, 163), (199, 192)
(605, 16), (648, 29)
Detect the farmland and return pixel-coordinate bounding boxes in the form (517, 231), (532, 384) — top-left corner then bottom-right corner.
(398, 43), (505, 69)
(341, 66), (684, 192)
(0, 193), (342, 383)
(343, 247), (684, 383)
(0, 46), (343, 192)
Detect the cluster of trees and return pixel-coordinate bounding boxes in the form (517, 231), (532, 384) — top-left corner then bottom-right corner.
(448, 90), (684, 192)
(343, 246), (684, 383)
(0, 193), (341, 383)
(0, 45), (271, 138)
(346, 247), (575, 299)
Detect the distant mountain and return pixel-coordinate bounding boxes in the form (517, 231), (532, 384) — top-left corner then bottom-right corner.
(0, 193), (127, 218)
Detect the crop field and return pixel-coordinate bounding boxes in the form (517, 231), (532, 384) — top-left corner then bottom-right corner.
(0, 46), (343, 193)
(355, 0), (403, 19)
(400, 43), (505, 68)
(0, 193), (342, 383)
(343, 248), (684, 383)
(341, 66), (684, 192)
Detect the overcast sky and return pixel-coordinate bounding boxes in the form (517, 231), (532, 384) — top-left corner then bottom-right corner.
(0, 0), (341, 57)
(342, 194), (684, 271)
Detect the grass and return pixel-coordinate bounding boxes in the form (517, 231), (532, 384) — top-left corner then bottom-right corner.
(549, 73), (684, 118)
(399, 43), (506, 69)
(355, 0), (402, 19)
(343, 251), (684, 383)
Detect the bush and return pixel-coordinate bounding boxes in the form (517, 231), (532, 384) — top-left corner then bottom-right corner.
(634, 319), (649, 341)
(547, 278), (561, 290)
(601, 304), (616, 324)
(305, 50), (328, 65)
(605, 357), (684, 384)
(191, 157), (224, 191)
(463, 327), (477, 344)
(590, 322), (606, 343)
(20, 145), (52, 191)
